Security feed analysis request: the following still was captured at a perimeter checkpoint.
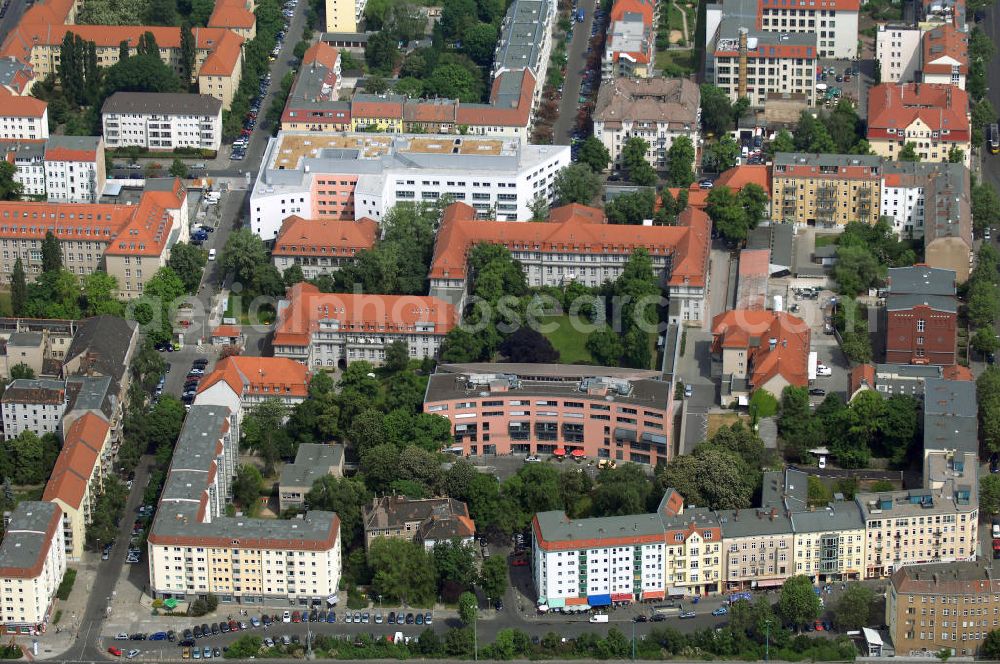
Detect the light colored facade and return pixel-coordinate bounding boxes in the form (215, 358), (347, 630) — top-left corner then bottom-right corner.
(877, 25), (922, 83)
(424, 363), (674, 465)
(428, 202), (711, 324)
(592, 78), (700, 171)
(755, 0), (859, 59)
(0, 332), (45, 380)
(771, 153), (882, 228)
(0, 141), (45, 197)
(101, 93), (223, 152)
(0, 91), (47, 140)
(887, 562), (1000, 657)
(0, 502), (65, 632)
(790, 507), (866, 583)
(271, 216), (377, 280)
(719, 509), (795, 590)
(921, 24), (968, 89)
(41, 412), (112, 560)
(1, 378), (66, 440)
(324, 0), (362, 32)
(0, 178), (187, 296)
(194, 356), (310, 422)
(362, 496), (475, 551)
(43, 135), (106, 203)
(857, 453), (977, 579)
(250, 132), (570, 239)
(533, 491), (723, 605)
(272, 283), (457, 368)
(278, 443), (344, 513)
(867, 83), (971, 167)
(148, 405), (342, 605)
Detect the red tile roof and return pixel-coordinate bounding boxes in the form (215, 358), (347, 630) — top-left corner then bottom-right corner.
(44, 145), (97, 162)
(867, 83), (970, 142)
(610, 0), (654, 23)
(739, 249), (770, 278)
(198, 29), (244, 76)
(0, 86), (45, 118)
(942, 364), (974, 381)
(42, 412), (110, 510)
(197, 356), (311, 399)
(211, 324), (242, 338)
(272, 215), (377, 258)
(273, 282), (458, 348)
(456, 70), (536, 128)
(711, 310), (811, 389)
(208, 0), (256, 29)
(923, 24), (968, 75)
(302, 42), (339, 70)
(429, 201), (709, 288)
(848, 363), (875, 400)
(105, 179), (187, 257)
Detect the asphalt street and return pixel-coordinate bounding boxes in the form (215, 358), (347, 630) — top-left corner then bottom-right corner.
(980, 5), (1000, 195)
(0, 0), (28, 46)
(552, 0), (598, 144)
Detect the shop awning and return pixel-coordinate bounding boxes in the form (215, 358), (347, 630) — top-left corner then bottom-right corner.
(611, 593), (633, 602)
(642, 590), (665, 600)
(325, 595), (339, 605)
(641, 432), (667, 446)
(163, 598), (178, 610)
(565, 596), (589, 606)
(754, 579), (785, 588)
(553, 448), (567, 456)
(571, 449), (586, 458)
(588, 594), (612, 607)
(537, 605), (549, 613)
(548, 598), (566, 609)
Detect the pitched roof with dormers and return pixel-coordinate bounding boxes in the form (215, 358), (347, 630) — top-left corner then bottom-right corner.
(197, 356), (311, 400)
(867, 83), (970, 143)
(104, 178), (187, 257)
(273, 283), (457, 348)
(208, 0), (256, 29)
(271, 215), (377, 258)
(711, 310), (811, 389)
(41, 412), (110, 510)
(922, 23), (968, 75)
(198, 28), (244, 76)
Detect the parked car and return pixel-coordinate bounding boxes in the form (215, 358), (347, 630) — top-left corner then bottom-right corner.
(816, 364), (832, 377)
(679, 611), (697, 619)
(126, 650), (141, 659)
(108, 647), (123, 657)
(712, 606), (728, 616)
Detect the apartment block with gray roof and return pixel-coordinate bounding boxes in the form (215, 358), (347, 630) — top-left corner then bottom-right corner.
(0, 501), (66, 630)
(101, 92), (223, 152)
(1, 378), (66, 440)
(885, 266), (958, 365)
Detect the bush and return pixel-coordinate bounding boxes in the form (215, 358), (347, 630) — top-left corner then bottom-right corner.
(56, 568), (77, 601)
(189, 598), (209, 617)
(0, 645), (22, 659)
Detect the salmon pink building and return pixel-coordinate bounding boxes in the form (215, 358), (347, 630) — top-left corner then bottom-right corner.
(424, 363), (674, 465)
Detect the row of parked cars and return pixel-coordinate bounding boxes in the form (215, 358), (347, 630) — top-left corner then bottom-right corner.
(182, 359), (209, 404)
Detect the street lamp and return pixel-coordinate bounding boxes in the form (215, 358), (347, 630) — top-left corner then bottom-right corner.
(473, 606), (478, 662)
(378, 595), (382, 611)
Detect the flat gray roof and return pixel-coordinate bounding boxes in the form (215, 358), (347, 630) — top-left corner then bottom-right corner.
(718, 508), (793, 538)
(534, 506), (718, 545)
(280, 443), (344, 488)
(790, 503), (865, 532)
(888, 266), (955, 296)
(0, 501), (58, 572)
(102, 92), (223, 117)
(923, 378), (978, 455)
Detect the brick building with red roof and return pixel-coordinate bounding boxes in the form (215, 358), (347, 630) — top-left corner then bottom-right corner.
(867, 83), (971, 166)
(428, 201), (711, 325)
(711, 309), (811, 406)
(272, 282), (457, 368)
(271, 216), (378, 279)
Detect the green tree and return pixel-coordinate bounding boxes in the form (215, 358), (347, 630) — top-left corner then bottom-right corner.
(604, 189), (656, 225)
(972, 183), (1000, 233)
(10, 430), (44, 483)
(703, 134), (740, 173)
(168, 158), (189, 179)
(769, 129), (795, 156)
(778, 385), (824, 460)
(232, 464), (263, 508)
(980, 474), (1000, 514)
(462, 22), (498, 66)
(365, 31), (400, 74)
(898, 142), (920, 161)
(433, 540), (478, 591)
(441, 0), (477, 39)
(585, 327), (623, 365)
(833, 583), (873, 631)
(554, 163), (600, 204)
(706, 185), (750, 243)
(833, 245), (884, 296)
(103, 54), (181, 94)
(972, 98), (997, 146)
(982, 629), (1000, 659)
(699, 83), (733, 135)
(9, 258), (26, 316)
(9, 363), (35, 380)
(458, 591), (478, 625)
(578, 136), (611, 173)
(241, 398), (292, 474)
(0, 161), (23, 201)
(179, 23), (195, 84)
(947, 145), (965, 163)
(973, 326), (1000, 356)
(167, 243), (207, 292)
(368, 537), (437, 604)
(222, 229), (269, 285)
(666, 136), (695, 187)
(306, 475), (371, 543)
(146, 0), (177, 26)
(41, 231), (62, 273)
(425, 63), (482, 102)
(777, 575), (821, 628)
(81, 272), (123, 317)
(621, 326), (651, 368)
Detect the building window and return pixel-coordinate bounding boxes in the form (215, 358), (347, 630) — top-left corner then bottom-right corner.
(917, 319), (926, 332)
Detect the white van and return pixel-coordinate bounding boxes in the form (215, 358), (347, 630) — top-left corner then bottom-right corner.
(208, 249), (217, 261)
(589, 614), (609, 623)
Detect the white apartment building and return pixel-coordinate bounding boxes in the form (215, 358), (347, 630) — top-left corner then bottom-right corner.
(877, 25), (922, 83)
(249, 132), (571, 240)
(880, 162), (968, 239)
(492, 0), (554, 107)
(43, 136), (106, 204)
(755, 0), (859, 59)
(271, 283), (458, 368)
(790, 507), (866, 583)
(532, 492), (723, 605)
(147, 405), (342, 605)
(193, 356), (310, 429)
(0, 93), (48, 141)
(593, 77), (700, 171)
(1, 378), (67, 440)
(0, 141), (45, 197)
(101, 92), (223, 152)
(706, 26), (818, 106)
(0, 502), (66, 633)
(857, 455), (978, 579)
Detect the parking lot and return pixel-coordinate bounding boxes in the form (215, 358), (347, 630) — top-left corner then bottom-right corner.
(815, 58), (872, 117)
